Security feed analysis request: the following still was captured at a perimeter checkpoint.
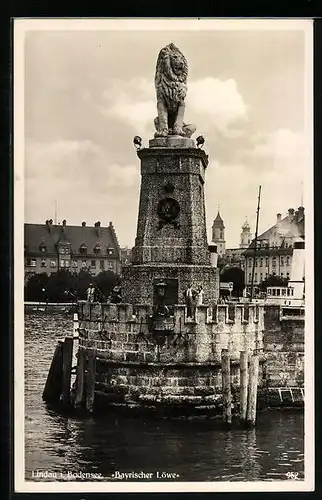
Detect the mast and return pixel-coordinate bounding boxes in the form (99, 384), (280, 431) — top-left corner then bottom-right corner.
(54, 199), (57, 225)
(250, 186), (261, 302)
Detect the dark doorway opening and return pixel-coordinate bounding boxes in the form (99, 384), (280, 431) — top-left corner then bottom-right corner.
(153, 278), (178, 315)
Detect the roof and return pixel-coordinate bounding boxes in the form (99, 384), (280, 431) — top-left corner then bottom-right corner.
(212, 211), (225, 228)
(241, 220), (250, 231)
(246, 209), (305, 249)
(24, 222), (121, 258)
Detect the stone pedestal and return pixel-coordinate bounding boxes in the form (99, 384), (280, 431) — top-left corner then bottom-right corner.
(122, 139), (219, 305)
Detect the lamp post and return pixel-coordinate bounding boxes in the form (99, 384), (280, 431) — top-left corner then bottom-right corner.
(155, 280), (167, 310)
(41, 287), (48, 312)
(150, 281), (172, 353)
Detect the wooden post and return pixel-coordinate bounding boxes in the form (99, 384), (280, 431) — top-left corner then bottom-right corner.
(70, 313), (79, 391)
(239, 351), (248, 424)
(74, 348), (85, 408)
(61, 336), (73, 408)
(85, 348), (97, 413)
(42, 340), (63, 404)
(246, 351), (259, 427)
(221, 349), (232, 426)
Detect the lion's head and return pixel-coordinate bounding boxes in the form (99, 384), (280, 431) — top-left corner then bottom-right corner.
(155, 43), (188, 109)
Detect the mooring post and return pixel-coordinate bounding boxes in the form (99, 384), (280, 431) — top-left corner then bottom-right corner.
(61, 336), (73, 408)
(221, 348), (232, 426)
(70, 313), (79, 391)
(85, 348), (97, 413)
(74, 347), (85, 408)
(42, 340), (64, 404)
(246, 350), (259, 427)
(239, 351), (248, 424)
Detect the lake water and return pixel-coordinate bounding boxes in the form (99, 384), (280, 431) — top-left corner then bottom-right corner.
(24, 312), (304, 483)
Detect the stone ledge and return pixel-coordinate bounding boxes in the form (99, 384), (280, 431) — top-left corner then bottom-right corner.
(149, 136), (195, 148)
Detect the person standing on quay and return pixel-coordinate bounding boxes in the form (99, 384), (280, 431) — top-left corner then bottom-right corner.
(86, 283), (95, 303)
(185, 285), (196, 319)
(196, 286), (204, 306)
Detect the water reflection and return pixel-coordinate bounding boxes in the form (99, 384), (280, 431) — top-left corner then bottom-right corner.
(24, 313), (304, 482)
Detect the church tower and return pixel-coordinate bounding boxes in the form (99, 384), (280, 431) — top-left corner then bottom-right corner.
(211, 211), (226, 257)
(240, 218), (252, 248)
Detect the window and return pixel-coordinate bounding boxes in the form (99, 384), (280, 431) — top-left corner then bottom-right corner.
(281, 273), (284, 277)
(272, 289), (276, 296)
(50, 260), (56, 268)
(273, 272), (276, 276)
(30, 259), (36, 267)
(100, 260), (105, 270)
(286, 257), (290, 266)
(107, 248), (113, 255)
(260, 273), (263, 281)
(60, 260), (65, 268)
(286, 272), (290, 279)
(248, 273), (251, 282)
(267, 289), (271, 296)
(59, 247), (65, 254)
(94, 244), (101, 254)
(276, 289), (280, 296)
(281, 257), (284, 266)
(65, 260), (70, 268)
(254, 273), (257, 282)
(80, 244), (87, 255)
(220, 230), (224, 239)
(265, 257), (268, 267)
(91, 260), (96, 268)
(255, 258), (258, 267)
(41, 259), (46, 267)
(108, 261), (114, 269)
(39, 242), (46, 253)
(282, 289), (286, 296)
(266, 272), (268, 278)
(260, 258), (263, 267)
(72, 260), (78, 268)
(272, 257), (276, 267)
(82, 260), (87, 268)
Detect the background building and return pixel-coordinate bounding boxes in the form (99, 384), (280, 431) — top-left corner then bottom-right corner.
(243, 206), (305, 289)
(120, 246), (132, 266)
(240, 219), (252, 248)
(211, 211), (226, 257)
(215, 216), (251, 271)
(24, 219), (121, 282)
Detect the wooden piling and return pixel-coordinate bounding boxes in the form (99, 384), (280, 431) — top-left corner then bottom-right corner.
(221, 349), (232, 426)
(74, 348), (85, 408)
(70, 313), (79, 391)
(239, 351), (248, 424)
(61, 336), (73, 408)
(85, 348), (97, 413)
(42, 340), (63, 403)
(246, 351), (259, 427)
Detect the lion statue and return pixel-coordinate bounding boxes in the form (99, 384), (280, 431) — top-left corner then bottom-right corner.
(154, 43), (196, 138)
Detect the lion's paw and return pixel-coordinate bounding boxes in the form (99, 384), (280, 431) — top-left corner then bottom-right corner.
(155, 128), (169, 138)
(172, 127), (184, 136)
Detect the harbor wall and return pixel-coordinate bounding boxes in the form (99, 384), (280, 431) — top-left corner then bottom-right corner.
(262, 305), (305, 388)
(76, 301), (264, 411)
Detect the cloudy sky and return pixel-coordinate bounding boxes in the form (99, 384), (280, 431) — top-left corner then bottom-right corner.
(22, 20), (312, 248)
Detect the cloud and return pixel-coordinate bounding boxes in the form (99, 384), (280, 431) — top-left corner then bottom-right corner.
(25, 138), (140, 245)
(187, 77), (248, 131)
